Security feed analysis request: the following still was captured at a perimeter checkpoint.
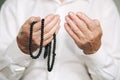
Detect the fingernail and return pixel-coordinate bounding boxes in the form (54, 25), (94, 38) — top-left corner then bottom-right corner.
(76, 12), (80, 15)
(55, 15), (60, 18)
(65, 16), (70, 21)
(69, 12), (74, 16)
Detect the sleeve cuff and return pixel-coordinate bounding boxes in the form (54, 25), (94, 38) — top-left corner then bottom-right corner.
(84, 45), (113, 68)
(5, 39), (32, 67)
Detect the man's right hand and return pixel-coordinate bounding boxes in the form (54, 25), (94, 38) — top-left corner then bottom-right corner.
(17, 14), (60, 54)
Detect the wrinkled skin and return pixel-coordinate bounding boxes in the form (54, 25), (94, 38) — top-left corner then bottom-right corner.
(64, 12), (102, 54)
(17, 12), (102, 55)
(17, 14), (60, 54)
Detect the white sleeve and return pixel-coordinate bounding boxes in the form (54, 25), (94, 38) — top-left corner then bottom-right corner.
(0, 0), (32, 80)
(84, 0), (120, 80)
(85, 46), (120, 80)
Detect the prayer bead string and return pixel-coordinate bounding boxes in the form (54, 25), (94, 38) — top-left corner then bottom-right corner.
(29, 19), (56, 72)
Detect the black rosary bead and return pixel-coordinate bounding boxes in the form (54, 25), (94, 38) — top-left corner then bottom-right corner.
(29, 18), (56, 72)
(29, 21), (37, 59)
(29, 19), (44, 59)
(44, 44), (49, 59)
(47, 33), (56, 72)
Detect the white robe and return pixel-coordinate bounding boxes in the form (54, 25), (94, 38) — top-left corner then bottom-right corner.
(0, 0), (120, 80)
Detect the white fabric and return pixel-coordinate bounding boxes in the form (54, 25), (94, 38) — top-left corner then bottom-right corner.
(0, 0), (120, 80)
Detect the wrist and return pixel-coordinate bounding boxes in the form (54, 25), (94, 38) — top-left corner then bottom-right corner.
(84, 41), (101, 55)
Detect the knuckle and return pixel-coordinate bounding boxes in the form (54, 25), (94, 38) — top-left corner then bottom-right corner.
(29, 16), (35, 21)
(44, 28), (50, 33)
(95, 29), (103, 38)
(89, 35), (94, 41)
(76, 29), (80, 34)
(94, 19), (100, 26)
(75, 31), (80, 36)
(80, 37), (90, 45)
(89, 21), (94, 26)
(48, 32), (54, 37)
(80, 12), (85, 18)
(73, 28), (79, 33)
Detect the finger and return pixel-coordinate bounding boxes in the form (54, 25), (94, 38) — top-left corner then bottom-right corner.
(32, 19), (60, 46)
(44, 15), (60, 34)
(93, 19), (103, 36)
(68, 12), (89, 33)
(32, 31), (53, 46)
(56, 25), (60, 34)
(93, 19), (101, 29)
(32, 22), (41, 32)
(32, 30), (41, 46)
(22, 17), (41, 33)
(34, 14), (59, 35)
(25, 16), (41, 25)
(76, 12), (95, 31)
(53, 19), (61, 34)
(45, 14), (55, 26)
(32, 15), (58, 37)
(23, 17), (40, 32)
(33, 19), (60, 41)
(64, 23), (80, 43)
(43, 36), (53, 46)
(65, 16), (84, 38)
(44, 19), (60, 40)
(30, 31), (54, 47)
